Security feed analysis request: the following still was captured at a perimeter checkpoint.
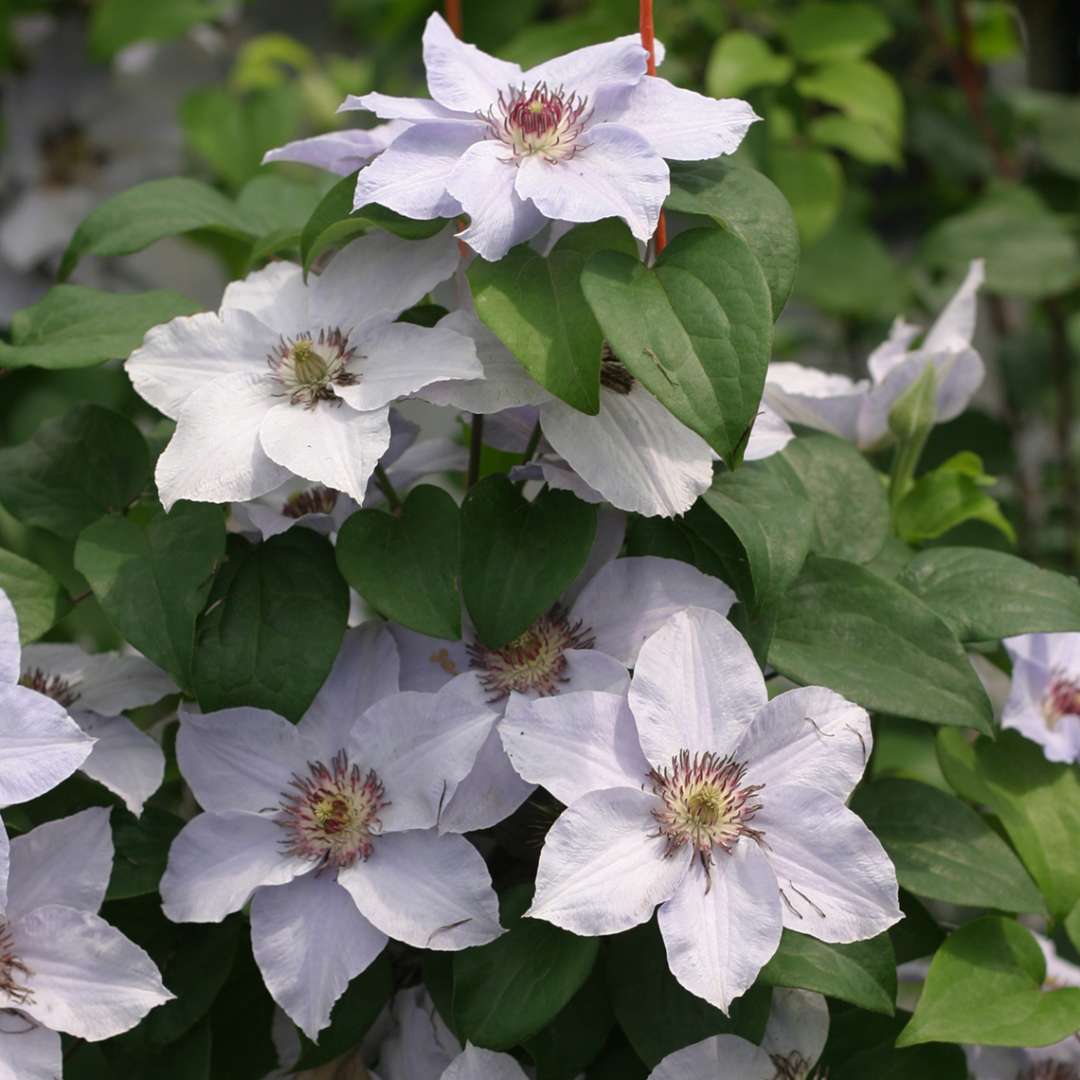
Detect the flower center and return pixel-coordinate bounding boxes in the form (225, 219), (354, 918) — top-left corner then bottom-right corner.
(1019, 1064), (1080, 1080)
(0, 922), (32, 1007)
(650, 750), (764, 876)
(467, 605), (595, 700)
(484, 82), (590, 163)
(277, 750), (388, 869)
(600, 343), (635, 395)
(268, 329), (358, 409)
(281, 486), (339, 519)
(18, 668), (79, 709)
(772, 1052), (828, 1080)
(1042, 672), (1080, 731)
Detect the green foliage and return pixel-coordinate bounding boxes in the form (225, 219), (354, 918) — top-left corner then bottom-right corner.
(0, 548), (70, 643)
(705, 33), (793, 98)
(88, 0), (231, 58)
(782, 2), (891, 64)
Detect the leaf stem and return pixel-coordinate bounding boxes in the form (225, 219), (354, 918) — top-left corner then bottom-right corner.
(467, 415), (485, 489)
(373, 465), (402, 512)
(888, 428), (930, 521)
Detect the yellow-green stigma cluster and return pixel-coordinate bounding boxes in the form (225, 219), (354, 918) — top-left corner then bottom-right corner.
(268, 328), (358, 409)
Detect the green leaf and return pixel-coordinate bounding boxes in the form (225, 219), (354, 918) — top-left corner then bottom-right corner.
(0, 286), (201, 371)
(89, 0), (230, 58)
(898, 546), (1080, 642)
(461, 477), (596, 649)
(783, 2), (891, 63)
(469, 220), (636, 414)
(768, 146), (844, 247)
(808, 113), (901, 166)
(605, 919), (771, 1067)
(705, 32), (794, 97)
(777, 431), (890, 563)
(524, 966), (614, 1080)
(1067, 897), (1080, 955)
(0, 549), (70, 644)
(335, 485), (461, 641)
(852, 779), (1045, 914)
(293, 952), (392, 1070)
(760, 929), (896, 1015)
(75, 501), (226, 689)
(666, 159), (800, 317)
(796, 60), (903, 142)
(453, 885), (599, 1050)
(769, 556), (994, 732)
(1035, 96), (1080, 179)
(300, 169), (448, 275)
(897, 917), (1080, 1047)
(107, 806), (185, 900)
(192, 531), (348, 722)
(581, 227), (773, 465)
(0, 405), (150, 538)
(59, 179), (261, 281)
(822, 1010), (968, 1080)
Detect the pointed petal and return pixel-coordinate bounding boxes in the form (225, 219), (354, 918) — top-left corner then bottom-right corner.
(923, 259), (985, 354)
(0, 1023), (61, 1080)
(443, 1044), (530, 1080)
(628, 608), (766, 770)
(251, 872), (388, 1040)
(0, 685), (93, 807)
(763, 363), (869, 444)
(500, 691), (650, 806)
(338, 830), (502, 950)
(74, 712), (165, 816)
(601, 77), (758, 160)
(177, 705), (306, 815)
(389, 624), (470, 693)
(528, 788), (691, 936)
(340, 92), (464, 123)
(334, 323), (482, 413)
(263, 123), (409, 173)
(160, 812), (309, 923)
(757, 785), (902, 943)
(220, 261), (310, 336)
(575, 556), (735, 667)
(448, 140), (547, 262)
(422, 12), (521, 113)
(258, 401), (392, 506)
(514, 124), (668, 244)
(15, 906), (171, 1040)
(865, 317), (922, 384)
(649, 1035), (774, 1080)
(743, 404), (794, 462)
(156, 371), (288, 511)
(761, 988), (830, 1069)
(523, 37), (648, 98)
(0, 588), (20, 684)
(659, 844), (782, 1013)
(126, 308), (276, 420)
(539, 386), (714, 518)
(381, 436), (468, 499)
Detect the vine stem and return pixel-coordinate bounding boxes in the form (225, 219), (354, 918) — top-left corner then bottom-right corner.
(373, 464), (402, 512)
(639, 0), (667, 254)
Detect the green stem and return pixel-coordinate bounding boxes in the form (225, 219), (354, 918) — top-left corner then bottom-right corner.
(373, 465), (402, 512)
(888, 426), (931, 520)
(520, 421), (543, 466)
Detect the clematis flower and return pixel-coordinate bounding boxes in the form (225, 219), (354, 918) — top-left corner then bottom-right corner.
(125, 228), (480, 509)
(160, 624), (503, 1039)
(514, 607), (901, 1012)
(1002, 632), (1080, 765)
(765, 259), (985, 450)
(343, 13), (757, 261)
(387, 532), (735, 834)
(263, 121), (410, 175)
(0, 808), (172, 1079)
(422, 311), (792, 517)
(649, 987), (828, 1079)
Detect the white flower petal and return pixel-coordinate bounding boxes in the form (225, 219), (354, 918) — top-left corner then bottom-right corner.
(539, 386), (714, 518)
(0, 685), (93, 807)
(381, 436), (468, 498)
(442, 1044), (530, 1080)
(923, 258), (985, 355)
(737, 686), (871, 802)
(177, 705), (305, 815)
(389, 624), (470, 693)
(338, 830), (502, 950)
(658, 844), (782, 1013)
(353, 122), (481, 221)
(648, 1035), (774, 1080)
(628, 609), (766, 770)
(378, 986), (460, 1080)
(575, 556), (735, 667)
(1002, 634), (1080, 763)
(156, 371), (287, 511)
(865, 317), (922, 384)
(219, 261), (311, 335)
(744, 404), (794, 462)
(756, 784), (902, 943)
(74, 712), (165, 816)
(763, 363), (870, 444)
(0, 1023), (61, 1080)
(263, 122), (409, 174)
(0, 589), (20, 684)
(528, 787), (691, 935)
(523, 37), (648, 99)
(761, 988), (830, 1069)
(311, 226), (463, 332)
(340, 93), (465, 123)
(7, 808), (113, 920)
(251, 872), (388, 1041)
(602, 77), (758, 160)
(422, 13), (522, 113)
(560, 648), (632, 695)
(258, 401), (392, 506)
(126, 308), (277, 420)
(449, 139), (548, 262)
(514, 124), (668, 244)
(14, 906), (171, 1040)
(500, 691), (651, 806)
(0, 819), (8, 912)
(161, 811), (309, 923)
(334, 323), (481, 413)
(300, 623), (401, 758)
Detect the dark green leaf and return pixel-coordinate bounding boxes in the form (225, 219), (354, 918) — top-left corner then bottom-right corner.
(705, 32), (794, 98)
(209, 934), (277, 1080)
(783, 1), (891, 62)
(461, 476), (596, 649)
(822, 1010), (967, 1080)
(193, 531), (348, 722)
(0, 549), (70, 643)
(336, 485), (461, 640)
(524, 966), (614, 1080)
(107, 806), (185, 900)
(891, 891), (945, 965)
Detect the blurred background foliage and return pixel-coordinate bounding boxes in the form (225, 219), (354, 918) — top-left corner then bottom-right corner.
(1, 0), (1078, 649)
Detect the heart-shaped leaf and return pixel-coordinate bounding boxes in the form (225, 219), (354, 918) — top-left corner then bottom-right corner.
(581, 226), (773, 466)
(336, 484), (461, 640)
(461, 476), (597, 649)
